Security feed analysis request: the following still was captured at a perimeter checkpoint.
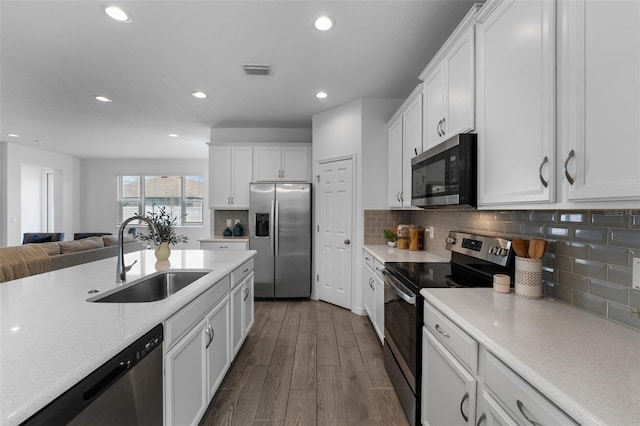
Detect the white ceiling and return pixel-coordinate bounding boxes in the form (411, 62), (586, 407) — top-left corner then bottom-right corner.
(1, 0), (478, 159)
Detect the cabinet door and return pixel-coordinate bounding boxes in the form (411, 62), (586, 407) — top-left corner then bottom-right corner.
(253, 146), (282, 181)
(373, 269), (384, 344)
(476, 0), (555, 206)
(444, 26), (475, 137)
(477, 391), (518, 426)
(165, 317), (208, 426)
(206, 295), (230, 399)
(210, 146), (232, 208)
(423, 64), (446, 150)
(243, 273), (254, 335)
(231, 147), (253, 208)
(388, 116), (404, 208)
(230, 281), (245, 357)
(403, 94), (422, 207)
(422, 328), (476, 426)
(559, 0), (640, 202)
(282, 146), (310, 182)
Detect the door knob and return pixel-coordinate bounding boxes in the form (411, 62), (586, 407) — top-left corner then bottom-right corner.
(344, 239), (351, 245)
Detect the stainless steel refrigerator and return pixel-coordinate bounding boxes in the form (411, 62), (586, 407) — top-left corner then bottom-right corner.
(249, 183), (311, 298)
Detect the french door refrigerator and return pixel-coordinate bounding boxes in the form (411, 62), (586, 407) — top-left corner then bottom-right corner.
(249, 183), (311, 298)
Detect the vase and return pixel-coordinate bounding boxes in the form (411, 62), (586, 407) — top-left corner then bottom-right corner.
(155, 242), (171, 261)
(387, 241), (397, 248)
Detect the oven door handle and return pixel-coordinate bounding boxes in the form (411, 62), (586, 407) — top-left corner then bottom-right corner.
(383, 270), (416, 305)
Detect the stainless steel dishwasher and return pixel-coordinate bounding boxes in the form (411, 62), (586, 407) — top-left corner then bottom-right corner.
(23, 324), (163, 426)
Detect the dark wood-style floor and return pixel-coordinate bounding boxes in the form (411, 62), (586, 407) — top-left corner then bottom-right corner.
(199, 299), (410, 426)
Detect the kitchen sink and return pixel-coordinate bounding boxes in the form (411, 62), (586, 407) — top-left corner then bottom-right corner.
(89, 270), (211, 303)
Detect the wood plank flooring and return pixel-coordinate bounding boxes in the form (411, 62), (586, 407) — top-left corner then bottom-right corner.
(199, 300), (409, 426)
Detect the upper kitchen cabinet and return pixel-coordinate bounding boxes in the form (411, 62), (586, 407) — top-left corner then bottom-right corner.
(476, 0), (556, 206)
(253, 145), (311, 182)
(388, 85), (422, 208)
(419, 5), (480, 151)
(558, 0), (640, 203)
(209, 146), (252, 209)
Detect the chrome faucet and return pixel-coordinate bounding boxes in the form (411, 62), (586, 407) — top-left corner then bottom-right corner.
(117, 215), (160, 283)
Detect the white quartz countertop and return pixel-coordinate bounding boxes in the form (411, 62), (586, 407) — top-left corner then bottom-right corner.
(0, 249), (255, 425)
(421, 288), (640, 426)
(363, 245), (450, 264)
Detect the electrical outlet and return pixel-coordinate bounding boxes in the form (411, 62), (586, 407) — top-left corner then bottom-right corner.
(428, 226), (435, 239)
(633, 257), (640, 290)
(226, 219), (232, 227)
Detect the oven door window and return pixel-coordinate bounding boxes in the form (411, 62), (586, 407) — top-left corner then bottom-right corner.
(384, 281), (417, 385)
(412, 147), (459, 200)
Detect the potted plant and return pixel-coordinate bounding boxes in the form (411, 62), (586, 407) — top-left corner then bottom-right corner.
(384, 229), (397, 248)
(136, 204), (188, 260)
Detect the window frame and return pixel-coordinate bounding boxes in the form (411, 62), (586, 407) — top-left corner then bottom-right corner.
(117, 174), (204, 226)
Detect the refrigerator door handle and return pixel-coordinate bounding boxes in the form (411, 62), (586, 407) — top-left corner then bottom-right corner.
(270, 200), (275, 256)
(274, 200), (280, 256)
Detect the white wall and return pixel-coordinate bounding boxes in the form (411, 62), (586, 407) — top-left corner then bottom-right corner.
(1, 143), (80, 246)
(312, 98), (402, 313)
(80, 158), (210, 249)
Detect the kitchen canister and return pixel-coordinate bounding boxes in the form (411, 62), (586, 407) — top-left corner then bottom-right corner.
(515, 256), (543, 299)
(493, 274), (511, 293)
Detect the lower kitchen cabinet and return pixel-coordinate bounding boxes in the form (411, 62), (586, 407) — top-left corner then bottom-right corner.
(231, 272), (254, 357)
(165, 294), (230, 426)
(422, 327), (476, 426)
(477, 390), (518, 426)
(361, 250), (384, 343)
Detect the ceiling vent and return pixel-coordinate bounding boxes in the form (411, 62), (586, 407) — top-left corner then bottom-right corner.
(242, 64), (271, 76)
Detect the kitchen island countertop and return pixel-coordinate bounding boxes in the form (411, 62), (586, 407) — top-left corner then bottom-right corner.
(421, 287), (640, 426)
(1, 249), (255, 425)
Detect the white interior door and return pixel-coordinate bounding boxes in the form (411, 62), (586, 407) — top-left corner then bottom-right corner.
(316, 157), (353, 310)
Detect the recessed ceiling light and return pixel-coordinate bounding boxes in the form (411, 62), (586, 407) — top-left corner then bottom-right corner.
(314, 16), (334, 31)
(192, 91), (207, 99)
(168, 133), (179, 138)
(104, 6), (131, 23)
(316, 91), (328, 99)
(7, 133), (19, 138)
(94, 95), (112, 103)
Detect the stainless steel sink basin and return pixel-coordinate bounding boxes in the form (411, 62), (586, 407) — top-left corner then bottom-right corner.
(89, 270), (211, 303)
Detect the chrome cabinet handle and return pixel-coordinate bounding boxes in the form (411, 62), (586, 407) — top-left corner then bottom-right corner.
(399, 191), (403, 202)
(368, 277), (374, 290)
(228, 196), (231, 205)
(442, 117), (446, 135)
(231, 196), (234, 204)
(206, 325), (215, 349)
(564, 149), (575, 185)
(538, 155), (548, 188)
(437, 119), (442, 136)
(396, 191), (401, 202)
(517, 400), (543, 426)
(460, 392), (469, 422)
(243, 286), (249, 301)
(205, 326), (212, 349)
(243, 268), (249, 273)
(435, 324), (450, 338)
(476, 413), (486, 426)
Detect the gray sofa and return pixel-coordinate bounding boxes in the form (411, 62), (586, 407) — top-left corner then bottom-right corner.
(32, 235), (147, 271)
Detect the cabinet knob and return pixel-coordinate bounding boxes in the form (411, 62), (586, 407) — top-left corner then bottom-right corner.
(344, 239), (351, 245)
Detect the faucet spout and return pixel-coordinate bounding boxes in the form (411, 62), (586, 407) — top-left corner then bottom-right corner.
(117, 215), (160, 283)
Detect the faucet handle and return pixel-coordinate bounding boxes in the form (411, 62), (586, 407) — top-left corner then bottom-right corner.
(124, 259), (138, 272)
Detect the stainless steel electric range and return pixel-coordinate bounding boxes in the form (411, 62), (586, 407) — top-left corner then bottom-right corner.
(382, 231), (515, 426)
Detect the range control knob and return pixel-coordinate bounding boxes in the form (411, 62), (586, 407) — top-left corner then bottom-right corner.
(498, 248), (508, 257)
(445, 237), (456, 244)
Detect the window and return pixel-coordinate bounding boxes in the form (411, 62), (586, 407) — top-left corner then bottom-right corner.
(118, 175), (204, 225)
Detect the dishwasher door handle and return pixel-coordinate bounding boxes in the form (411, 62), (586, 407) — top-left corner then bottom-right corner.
(82, 360), (131, 402)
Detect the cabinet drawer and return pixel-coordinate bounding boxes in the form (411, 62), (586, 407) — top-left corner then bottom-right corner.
(424, 302), (478, 374)
(165, 275), (230, 349)
(484, 351), (577, 425)
(231, 258), (253, 287)
(362, 250), (374, 268)
(200, 241), (248, 250)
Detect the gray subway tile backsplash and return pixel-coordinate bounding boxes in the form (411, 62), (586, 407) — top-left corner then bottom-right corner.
(364, 209), (640, 331)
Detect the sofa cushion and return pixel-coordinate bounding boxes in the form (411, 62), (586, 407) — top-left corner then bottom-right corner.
(59, 237), (105, 254)
(22, 233), (65, 244)
(35, 242), (61, 256)
(102, 234), (135, 247)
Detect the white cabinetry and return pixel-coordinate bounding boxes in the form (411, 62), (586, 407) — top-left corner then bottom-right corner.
(209, 146), (252, 209)
(476, 0), (556, 206)
(165, 277), (231, 426)
(422, 328), (476, 426)
(420, 6), (478, 151)
(361, 250), (384, 344)
(387, 85), (422, 208)
(230, 259), (255, 357)
(362, 251), (374, 318)
(253, 145), (311, 182)
(200, 240), (249, 250)
(558, 0), (640, 202)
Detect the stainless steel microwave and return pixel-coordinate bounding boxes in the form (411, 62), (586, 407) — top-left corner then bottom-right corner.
(411, 134), (477, 208)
